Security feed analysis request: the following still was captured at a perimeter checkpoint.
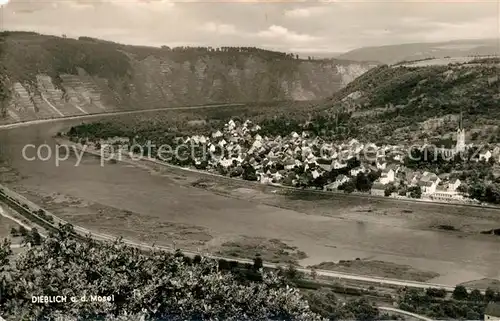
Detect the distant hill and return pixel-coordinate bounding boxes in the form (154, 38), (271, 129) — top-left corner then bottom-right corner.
(337, 39), (499, 64)
(248, 57), (500, 144)
(317, 57), (500, 144)
(0, 31), (377, 124)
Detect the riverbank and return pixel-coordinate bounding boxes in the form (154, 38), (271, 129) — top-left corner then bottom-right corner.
(0, 103), (246, 131)
(59, 138), (500, 212)
(58, 137), (500, 236)
(41, 137), (499, 283)
(1, 116), (499, 286)
(0, 181), (467, 293)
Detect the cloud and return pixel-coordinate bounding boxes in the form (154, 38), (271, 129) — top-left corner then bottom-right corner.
(257, 25), (319, 43)
(200, 22), (238, 35)
(417, 17), (500, 42)
(284, 6), (325, 18)
(2, 0), (498, 55)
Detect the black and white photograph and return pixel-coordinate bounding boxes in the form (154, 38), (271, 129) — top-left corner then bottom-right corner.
(0, 0), (499, 320)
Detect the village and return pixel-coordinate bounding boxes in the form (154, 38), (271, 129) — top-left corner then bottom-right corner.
(93, 118), (500, 205)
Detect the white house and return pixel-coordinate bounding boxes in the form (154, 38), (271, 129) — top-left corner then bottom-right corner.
(379, 169), (395, 184)
(376, 162), (387, 170)
(218, 139), (227, 147)
(431, 181), (463, 201)
(418, 174), (441, 196)
(324, 175), (350, 191)
(259, 174), (272, 185)
(219, 158), (233, 168)
(485, 302), (500, 321)
(311, 170), (321, 179)
(227, 119), (236, 131)
(479, 150), (492, 162)
(350, 166), (366, 177)
(448, 178), (461, 192)
(371, 182), (386, 196)
(212, 130), (223, 138)
(419, 181), (437, 195)
(284, 158), (296, 170)
(333, 160), (347, 169)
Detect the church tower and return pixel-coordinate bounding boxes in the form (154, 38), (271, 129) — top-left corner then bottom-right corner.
(456, 109), (466, 153)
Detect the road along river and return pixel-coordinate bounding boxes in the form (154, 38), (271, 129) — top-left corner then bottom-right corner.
(0, 111), (499, 286)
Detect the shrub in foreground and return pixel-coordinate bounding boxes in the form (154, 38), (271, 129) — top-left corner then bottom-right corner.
(0, 228), (321, 321)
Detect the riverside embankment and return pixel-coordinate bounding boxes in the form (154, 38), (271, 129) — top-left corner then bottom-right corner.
(0, 110), (499, 287)
(0, 182), (481, 294)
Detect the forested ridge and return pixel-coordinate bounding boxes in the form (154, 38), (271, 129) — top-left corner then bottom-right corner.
(0, 31), (374, 123)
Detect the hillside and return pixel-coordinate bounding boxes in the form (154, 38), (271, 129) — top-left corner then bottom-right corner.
(0, 31), (375, 124)
(337, 39), (499, 64)
(59, 58), (500, 146)
(318, 57), (500, 144)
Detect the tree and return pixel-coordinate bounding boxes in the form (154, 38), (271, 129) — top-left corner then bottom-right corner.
(485, 287), (496, 302)
(9, 227), (18, 237)
(18, 226), (28, 237)
(253, 254), (263, 271)
(0, 238), (11, 269)
(242, 164), (258, 181)
(28, 228), (42, 246)
(426, 287), (447, 298)
(408, 186), (422, 199)
(283, 263), (302, 281)
(469, 289), (483, 302)
(310, 268), (317, 280)
(384, 183), (397, 197)
(0, 232), (321, 320)
(367, 170), (381, 183)
(341, 180), (356, 194)
(193, 254), (202, 264)
(355, 172), (372, 192)
(332, 298), (379, 321)
(452, 285), (469, 301)
(305, 288), (339, 318)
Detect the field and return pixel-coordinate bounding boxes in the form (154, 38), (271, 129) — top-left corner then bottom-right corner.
(216, 236), (307, 264)
(0, 206), (27, 254)
(309, 260), (439, 282)
(0, 215), (17, 239)
(460, 278), (500, 291)
(395, 56), (483, 67)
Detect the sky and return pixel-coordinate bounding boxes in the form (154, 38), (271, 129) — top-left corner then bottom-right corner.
(1, 0), (499, 54)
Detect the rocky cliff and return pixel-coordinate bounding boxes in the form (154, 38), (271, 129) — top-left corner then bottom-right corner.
(0, 32), (375, 124)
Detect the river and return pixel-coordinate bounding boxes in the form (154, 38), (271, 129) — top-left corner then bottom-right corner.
(0, 116), (499, 286)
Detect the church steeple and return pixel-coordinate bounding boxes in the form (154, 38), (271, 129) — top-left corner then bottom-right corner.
(456, 107), (466, 153)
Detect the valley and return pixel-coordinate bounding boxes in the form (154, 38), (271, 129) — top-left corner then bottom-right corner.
(1, 27), (499, 320)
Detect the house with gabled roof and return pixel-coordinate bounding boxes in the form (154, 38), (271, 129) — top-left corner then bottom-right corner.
(350, 165), (366, 177)
(317, 160), (333, 172)
(283, 157), (296, 170)
(479, 150), (493, 162)
(324, 175), (350, 191)
(448, 178), (461, 192)
(418, 178), (439, 195)
(333, 160), (347, 169)
(212, 130), (223, 139)
(380, 168), (395, 184)
(376, 160), (387, 170)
